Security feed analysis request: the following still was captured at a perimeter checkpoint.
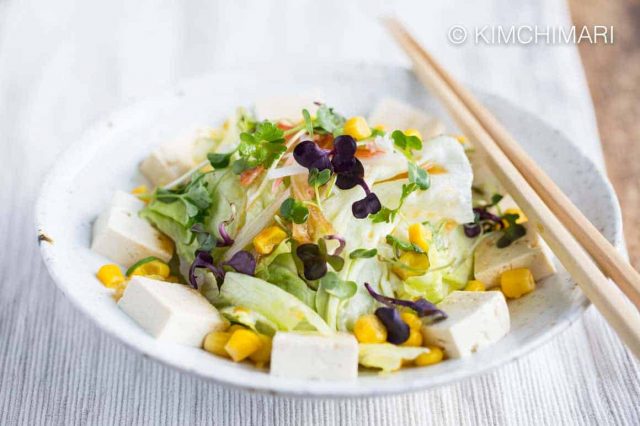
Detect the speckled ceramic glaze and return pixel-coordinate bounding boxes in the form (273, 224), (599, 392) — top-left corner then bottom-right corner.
(36, 64), (623, 397)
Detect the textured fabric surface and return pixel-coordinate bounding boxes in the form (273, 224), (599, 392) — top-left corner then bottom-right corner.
(0, 0), (638, 425)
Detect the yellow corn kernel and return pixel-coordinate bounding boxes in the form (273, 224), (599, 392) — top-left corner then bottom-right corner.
(415, 346), (444, 366)
(408, 223), (429, 252)
(203, 331), (232, 358)
(228, 324), (246, 333)
(393, 252), (430, 280)
(253, 226), (288, 255)
(354, 314), (387, 344)
(224, 329), (262, 362)
(400, 312), (422, 331)
(129, 259), (171, 279)
(456, 135), (467, 144)
(503, 208), (528, 226)
(465, 280), (486, 292)
(343, 116), (372, 140)
(501, 268), (535, 299)
(249, 334), (273, 367)
(401, 329), (423, 347)
(373, 124), (387, 132)
(404, 128), (423, 141)
(131, 185), (148, 195)
(96, 264), (125, 289)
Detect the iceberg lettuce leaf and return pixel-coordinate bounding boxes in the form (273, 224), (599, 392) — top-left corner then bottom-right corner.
(255, 253), (316, 308)
(221, 272), (331, 334)
(358, 344), (428, 373)
(219, 306), (278, 336)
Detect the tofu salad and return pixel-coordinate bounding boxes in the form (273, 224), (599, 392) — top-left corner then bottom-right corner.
(92, 97), (556, 379)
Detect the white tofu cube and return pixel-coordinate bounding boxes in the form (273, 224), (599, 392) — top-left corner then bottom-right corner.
(474, 222), (556, 288)
(118, 276), (228, 346)
(270, 332), (358, 380)
(254, 92), (323, 121)
(91, 191), (173, 267)
(368, 98), (445, 139)
(140, 131), (198, 186)
(422, 291), (510, 358)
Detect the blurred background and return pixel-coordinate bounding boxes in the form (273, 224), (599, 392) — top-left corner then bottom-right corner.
(570, 0), (639, 268)
(0, 0), (638, 424)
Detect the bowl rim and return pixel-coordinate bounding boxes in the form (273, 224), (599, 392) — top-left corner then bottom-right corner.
(35, 63), (624, 397)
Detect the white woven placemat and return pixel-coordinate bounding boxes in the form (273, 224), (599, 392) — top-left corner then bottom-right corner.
(0, 0), (637, 424)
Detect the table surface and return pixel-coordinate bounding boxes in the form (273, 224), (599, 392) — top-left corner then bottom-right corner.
(0, 0), (638, 425)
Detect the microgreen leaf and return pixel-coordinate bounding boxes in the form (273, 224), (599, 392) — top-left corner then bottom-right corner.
(319, 272), (357, 299)
(190, 223), (217, 252)
(369, 183), (417, 224)
(369, 206), (395, 224)
(279, 197), (309, 224)
(407, 162), (430, 190)
(326, 255), (345, 272)
(365, 283), (447, 322)
(316, 104), (346, 136)
(207, 152), (234, 169)
(188, 250), (225, 289)
(385, 235), (424, 255)
(302, 108), (314, 136)
(497, 213), (527, 248)
(489, 193), (504, 207)
(391, 130), (423, 159)
(296, 243), (328, 280)
(222, 250), (256, 276)
(349, 248), (378, 259)
(375, 307), (410, 344)
(308, 168), (331, 187)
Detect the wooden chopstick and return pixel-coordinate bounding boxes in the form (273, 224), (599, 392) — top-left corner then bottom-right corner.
(384, 17), (640, 357)
(397, 25), (640, 308)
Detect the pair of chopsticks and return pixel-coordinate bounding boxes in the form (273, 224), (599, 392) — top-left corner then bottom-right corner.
(384, 18), (640, 358)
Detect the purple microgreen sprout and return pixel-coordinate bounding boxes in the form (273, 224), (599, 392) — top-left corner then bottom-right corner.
(463, 193), (526, 247)
(295, 243), (328, 280)
(365, 283), (447, 322)
(292, 135), (382, 219)
(188, 250), (225, 289)
(375, 307), (410, 344)
(323, 234), (346, 256)
(222, 250), (256, 276)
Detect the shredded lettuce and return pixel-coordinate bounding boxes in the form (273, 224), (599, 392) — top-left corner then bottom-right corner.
(255, 253), (316, 308)
(358, 344), (428, 373)
(404, 272), (449, 303)
(220, 272), (331, 335)
(335, 258), (388, 332)
(141, 170), (248, 276)
(140, 206), (199, 265)
(220, 306), (278, 336)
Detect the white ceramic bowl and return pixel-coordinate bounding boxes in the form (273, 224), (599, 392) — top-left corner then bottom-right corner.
(36, 64), (622, 397)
